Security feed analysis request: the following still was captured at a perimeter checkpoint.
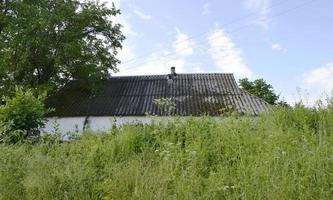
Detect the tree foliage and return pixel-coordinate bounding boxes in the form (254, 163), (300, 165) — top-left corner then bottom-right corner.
(0, 87), (49, 144)
(239, 78), (282, 105)
(0, 0), (125, 96)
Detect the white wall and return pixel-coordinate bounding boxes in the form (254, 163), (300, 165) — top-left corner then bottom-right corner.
(43, 116), (166, 134)
(87, 116), (154, 131)
(44, 117), (86, 134)
(43, 116), (223, 134)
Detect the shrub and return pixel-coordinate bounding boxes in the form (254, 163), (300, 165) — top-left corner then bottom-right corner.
(0, 87), (49, 144)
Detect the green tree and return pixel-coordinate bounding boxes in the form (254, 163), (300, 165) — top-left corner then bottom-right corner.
(0, 87), (49, 144)
(239, 78), (287, 105)
(0, 0), (125, 96)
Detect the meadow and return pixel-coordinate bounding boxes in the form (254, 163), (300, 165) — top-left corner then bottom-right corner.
(0, 102), (333, 200)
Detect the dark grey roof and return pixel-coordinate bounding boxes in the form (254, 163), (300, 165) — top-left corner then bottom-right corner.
(46, 73), (269, 117)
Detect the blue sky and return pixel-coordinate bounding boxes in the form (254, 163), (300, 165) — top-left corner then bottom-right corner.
(107, 0), (333, 105)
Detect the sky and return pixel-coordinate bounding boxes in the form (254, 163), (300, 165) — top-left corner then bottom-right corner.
(106, 0), (333, 105)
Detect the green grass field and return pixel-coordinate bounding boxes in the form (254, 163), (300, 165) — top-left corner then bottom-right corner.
(1, 103), (333, 199)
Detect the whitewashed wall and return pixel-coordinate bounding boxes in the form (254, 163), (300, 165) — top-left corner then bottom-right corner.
(43, 116), (223, 134)
(43, 116), (169, 134)
(43, 117), (86, 134)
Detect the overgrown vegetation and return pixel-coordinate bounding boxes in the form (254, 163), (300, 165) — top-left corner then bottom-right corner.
(0, 87), (49, 144)
(1, 100), (333, 199)
(153, 98), (176, 116)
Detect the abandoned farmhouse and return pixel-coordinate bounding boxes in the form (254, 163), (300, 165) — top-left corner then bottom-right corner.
(44, 67), (269, 133)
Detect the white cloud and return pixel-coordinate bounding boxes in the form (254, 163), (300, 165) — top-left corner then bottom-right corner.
(117, 42), (134, 62)
(173, 29), (195, 56)
(243, 0), (272, 29)
(133, 7), (152, 20)
(106, 0), (120, 7)
(301, 63), (333, 105)
(304, 63), (333, 92)
(208, 28), (253, 78)
(271, 43), (282, 51)
(116, 28), (202, 76)
(107, 0), (142, 37)
(192, 65), (206, 73)
(202, 3), (211, 16)
(117, 52), (186, 76)
(110, 11), (136, 38)
(105, 0), (137, 73)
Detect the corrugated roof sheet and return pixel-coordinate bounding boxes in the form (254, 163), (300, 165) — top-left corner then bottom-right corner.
(46, 73), (269, 117)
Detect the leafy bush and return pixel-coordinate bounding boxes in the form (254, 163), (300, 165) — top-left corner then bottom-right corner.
(0, 87), (49, 144)
(153, 98), (176, 116)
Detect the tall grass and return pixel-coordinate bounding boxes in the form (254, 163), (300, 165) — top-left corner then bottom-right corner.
(0, 101), (333, 199)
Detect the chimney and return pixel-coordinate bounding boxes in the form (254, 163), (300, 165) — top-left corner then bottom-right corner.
(167, 67), (177, 84)
(171, 67), (176, 76)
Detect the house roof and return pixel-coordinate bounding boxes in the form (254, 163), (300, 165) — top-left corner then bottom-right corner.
(46, 73), (269, 117)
